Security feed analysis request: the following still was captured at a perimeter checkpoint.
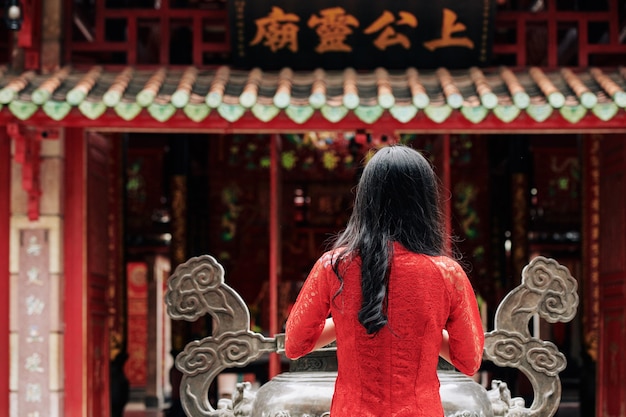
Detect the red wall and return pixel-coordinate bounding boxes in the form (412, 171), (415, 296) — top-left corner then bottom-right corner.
(0, 129), (10, 415)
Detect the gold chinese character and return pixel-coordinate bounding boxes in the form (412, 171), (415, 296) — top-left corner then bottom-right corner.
(250, 6), (300, 52)
(424, 8), (474, 51)
(364, 11), (418, 50)
(308, 7), (359, 53)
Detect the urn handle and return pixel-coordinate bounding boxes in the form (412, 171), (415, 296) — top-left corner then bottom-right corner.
(483, 256), (579, 417)
(165, 255), (277, 416)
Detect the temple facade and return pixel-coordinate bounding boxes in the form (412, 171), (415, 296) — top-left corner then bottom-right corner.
(0, 0), (625, 416)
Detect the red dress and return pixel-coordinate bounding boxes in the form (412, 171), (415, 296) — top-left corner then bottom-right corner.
(285, 243), (485, 417)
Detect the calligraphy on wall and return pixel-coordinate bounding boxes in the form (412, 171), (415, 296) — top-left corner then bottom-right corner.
(230, 0), (495, 70)
(18, 229), (51, 417)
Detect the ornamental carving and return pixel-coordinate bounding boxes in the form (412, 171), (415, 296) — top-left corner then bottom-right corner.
(483, 256), (579, 417)
(165, 255), (276, 416)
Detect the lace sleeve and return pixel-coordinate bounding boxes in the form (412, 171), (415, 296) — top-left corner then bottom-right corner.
(436, 257), (485, 376)
(284, 254), (333, 359)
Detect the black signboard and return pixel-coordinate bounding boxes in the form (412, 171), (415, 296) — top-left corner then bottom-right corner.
(229, 0), (496, 70)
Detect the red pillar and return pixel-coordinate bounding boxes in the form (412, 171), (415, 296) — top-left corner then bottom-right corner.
(0, 127), (11, 417)
(63, 128), (87, 417)
(269, 134), (282, 378)
(597, 135), (626, 416)
(442, 134), (452, 254)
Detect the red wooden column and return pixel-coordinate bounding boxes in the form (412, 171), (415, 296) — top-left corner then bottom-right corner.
(597, 135), (626, 417)
(62, 131), (112, 417)
(582, 137), (600, 362)
(442, 134), (451, 253)
(581, 135), (600, 417)
(0, 127), (10, 416)
(269, 134), (282, 378)
(63, 127), (87, 417)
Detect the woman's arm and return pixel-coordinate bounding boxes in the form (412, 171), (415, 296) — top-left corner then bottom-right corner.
(439, 328), (451, 363)
(286, 316), (335, 359)
(313, 317), (336, 351)
(439, 258), (485, 375)
(285, 255), (334, 359)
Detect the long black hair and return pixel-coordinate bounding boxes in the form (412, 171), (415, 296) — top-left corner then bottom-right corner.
(331, 145), (448, 334)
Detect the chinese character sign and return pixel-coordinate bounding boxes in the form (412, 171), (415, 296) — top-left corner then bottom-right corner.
(18, 229), (51, 417)
(230, 0), (495, 70)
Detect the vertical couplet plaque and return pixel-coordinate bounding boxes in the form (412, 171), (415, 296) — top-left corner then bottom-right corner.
(17, 229), (51, 417)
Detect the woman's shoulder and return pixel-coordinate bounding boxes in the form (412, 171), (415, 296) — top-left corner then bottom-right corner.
(320, 247), (357, 262)
(316, 248), (348, 269)
(317, 250), (336, 269)
(423, 255), (468, 284)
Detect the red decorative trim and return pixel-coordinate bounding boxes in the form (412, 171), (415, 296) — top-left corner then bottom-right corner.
(0, 127), (10, 417)
(63, 128), (87, 417)
(1, 109), (625, 134)
(7, 123), (42, 221)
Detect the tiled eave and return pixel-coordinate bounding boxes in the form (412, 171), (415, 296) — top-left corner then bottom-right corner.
(0, 65), (625, 131)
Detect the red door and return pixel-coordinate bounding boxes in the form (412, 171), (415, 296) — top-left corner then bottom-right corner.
(65, 130), (113, 417)
(597, 135), (626, 416)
